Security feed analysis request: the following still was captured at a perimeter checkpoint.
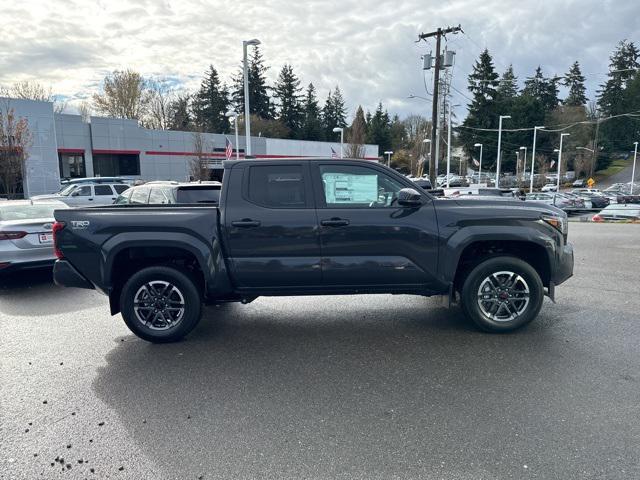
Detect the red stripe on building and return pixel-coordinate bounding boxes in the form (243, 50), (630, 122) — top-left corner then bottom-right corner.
(93, 149), (141, 155)
(57, 148), (85, 154)
(145, 150), (378, 161)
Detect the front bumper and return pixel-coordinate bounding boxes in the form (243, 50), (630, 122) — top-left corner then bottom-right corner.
(53, 260), (94, 290)
(553, 242), (574, 286)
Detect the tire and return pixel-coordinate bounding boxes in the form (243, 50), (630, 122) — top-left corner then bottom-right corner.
(120, 266), (202, 343)
(460, 256), (544, 333)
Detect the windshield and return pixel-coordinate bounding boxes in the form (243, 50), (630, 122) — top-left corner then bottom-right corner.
(59, 185), (77, 196)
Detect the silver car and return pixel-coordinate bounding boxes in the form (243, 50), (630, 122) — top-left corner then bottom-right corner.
(0, 200), (69, 273)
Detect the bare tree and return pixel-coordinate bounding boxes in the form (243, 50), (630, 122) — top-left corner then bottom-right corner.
(189, 132), (210, 181)
(78, 101), (92, 122)
(0, 103), (32, 199)
(11, 80), (67, 113)
(93, 70), (149, 120)
(145, 80), (175, 130)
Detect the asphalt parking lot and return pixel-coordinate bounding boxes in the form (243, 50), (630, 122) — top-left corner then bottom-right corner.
(1, 223), (639, 480)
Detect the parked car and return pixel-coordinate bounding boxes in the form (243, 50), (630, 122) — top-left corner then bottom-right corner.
(573, 192), (609, 209)
(410, 178), (433, 190)
(592, 204), (640, 222)
(31, 182), (130, 206)
(115, 182), (222, 205)
(0, 200), (69, 273)
(444, 187), (516, 198)
(53, 158), (574, 342)
(525, 192), (573, 211)
(572, 179), (586, 188)
(559, 192), (588, 210)
(541, 183), (557, 192)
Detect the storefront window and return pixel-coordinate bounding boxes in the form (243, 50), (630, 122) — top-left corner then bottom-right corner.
(58, 153), (86, 179)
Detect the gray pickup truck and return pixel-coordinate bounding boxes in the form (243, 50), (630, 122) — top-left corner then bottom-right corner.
(52, 158), (574, 342)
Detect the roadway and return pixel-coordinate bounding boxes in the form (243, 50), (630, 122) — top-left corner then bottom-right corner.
(2, 223), (639, 479)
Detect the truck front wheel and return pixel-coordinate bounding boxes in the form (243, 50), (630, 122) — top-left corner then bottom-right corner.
(120, 266), (202, 343)
(460, 256), (544, 332)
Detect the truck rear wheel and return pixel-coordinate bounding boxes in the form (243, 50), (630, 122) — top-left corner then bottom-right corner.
(460, 256), (543, 332)
(120, 266), (202, 343)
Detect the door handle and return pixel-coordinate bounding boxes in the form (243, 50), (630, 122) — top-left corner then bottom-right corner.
(231, 219), (261, 228)
(88, 198), (94, 201)
(321, 218), (350, 227)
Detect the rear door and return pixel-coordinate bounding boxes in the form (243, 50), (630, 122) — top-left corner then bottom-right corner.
(222, 161), (321, 289)
(93, 185), (118, 205)
(310, 162), (440, 289)
(64, 185), (93, 206)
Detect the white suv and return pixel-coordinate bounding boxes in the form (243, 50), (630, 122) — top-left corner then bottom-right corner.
(31, 182), (131, 206)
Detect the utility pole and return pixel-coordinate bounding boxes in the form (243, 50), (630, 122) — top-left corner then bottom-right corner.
(418, 25), (462, 186)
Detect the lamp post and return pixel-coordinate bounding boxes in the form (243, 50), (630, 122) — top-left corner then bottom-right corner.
(422, 139), (431, 177)
(242, 38), (261, 158)
(529, 126), (544, 193)
(225, 111), (239, 160)
(332, 127), (344, 158)
(632, 141), (638, 194)
(557, 133), (570, 191)
(495, 115), (511, 187)
(519, 146), (527, 184)
(474, 143), (483, 184)
(384, 150), (393, 166)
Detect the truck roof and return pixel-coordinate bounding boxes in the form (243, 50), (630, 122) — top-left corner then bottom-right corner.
(222, 157), (378, 168)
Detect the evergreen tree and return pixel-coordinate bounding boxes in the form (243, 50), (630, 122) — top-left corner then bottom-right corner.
(598, 40), (640, 151)
(366, 102), (392, 153)
(563, 61), (588, 106)
(322, 86), (347, 138)
(300, 83), (324, 141)
(168, 94), (192, 131)
(522, 66), (560, 113)
(192, 65), (230, 133)
(345, 106), (367, 157)
(273, 64), (303, 137)
(232, 46), (273, 120)
(459, 49), (501, 169)
(497, 64), (518, 100)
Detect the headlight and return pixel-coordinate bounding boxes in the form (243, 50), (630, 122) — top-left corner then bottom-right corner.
(542, 215), (568, 236)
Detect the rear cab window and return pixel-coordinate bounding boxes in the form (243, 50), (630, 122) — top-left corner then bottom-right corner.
(245, 165), (307, 208)
(176, 187), (221, 204)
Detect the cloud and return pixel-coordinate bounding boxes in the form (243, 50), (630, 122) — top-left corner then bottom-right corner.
(2, 0), (639, 118)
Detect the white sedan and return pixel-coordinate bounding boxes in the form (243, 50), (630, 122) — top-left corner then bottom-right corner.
(541, 183), (558, 192)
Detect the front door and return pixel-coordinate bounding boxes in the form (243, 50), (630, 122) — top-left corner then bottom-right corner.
(223, 162), (321, 289)
(311, 162), (440, 290)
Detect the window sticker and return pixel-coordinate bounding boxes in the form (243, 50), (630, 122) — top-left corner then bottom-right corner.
(322, 173), (378, 204)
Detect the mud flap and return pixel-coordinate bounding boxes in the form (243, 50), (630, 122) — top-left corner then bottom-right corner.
(546, 281), (556, 303)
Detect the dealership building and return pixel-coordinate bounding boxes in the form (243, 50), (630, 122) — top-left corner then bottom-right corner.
(2, 97), (379, 198)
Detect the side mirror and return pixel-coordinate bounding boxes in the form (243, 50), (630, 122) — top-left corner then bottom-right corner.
(397, 187), (423, 207)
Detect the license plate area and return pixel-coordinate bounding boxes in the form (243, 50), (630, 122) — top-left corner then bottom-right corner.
(39, 233), (53, 244)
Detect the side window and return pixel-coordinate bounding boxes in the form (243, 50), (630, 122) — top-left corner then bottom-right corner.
(114, 188), (132, 205)
(247, 165), (306, 208)
(130, 187), (150, 204)
(94, 185), (113, 196)
(113, 184), (129, 194)
(318, 165), (405, 208)
(76, 186), (92, 196)
(148, 187), (168, 204)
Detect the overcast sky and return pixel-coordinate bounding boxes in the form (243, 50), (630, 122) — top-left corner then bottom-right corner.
(1, 0), (639, 120)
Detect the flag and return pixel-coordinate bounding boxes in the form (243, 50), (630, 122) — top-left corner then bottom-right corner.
(473, 158), (480, 167)
(331, 147), (338, 159)
(550, 160), (556, 169)
(225, 136), (233, 160)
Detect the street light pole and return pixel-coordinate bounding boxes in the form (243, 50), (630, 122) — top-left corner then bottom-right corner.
(496, 115), (511, 188)
(557, 133), (570, 191)
(225, 111), (239, 160)
(632, 141), (638, 194)
(242, 38), (261, 158)
(422, 139), (431, 177)
(332, 127), (344, 158)
(519, 146), (527, 184)
(474, 143), (483, 184)
(530, 126), (544, 193)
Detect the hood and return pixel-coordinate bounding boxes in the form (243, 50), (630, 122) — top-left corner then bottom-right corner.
(30, 194), (63, 200)
(440, 197), (566, 217)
